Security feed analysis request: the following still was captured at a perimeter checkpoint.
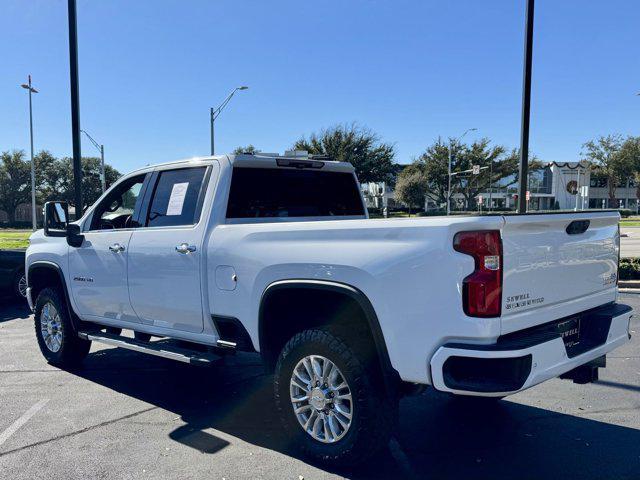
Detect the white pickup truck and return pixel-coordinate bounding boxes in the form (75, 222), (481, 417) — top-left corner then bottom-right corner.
(26, 152), (632, 465)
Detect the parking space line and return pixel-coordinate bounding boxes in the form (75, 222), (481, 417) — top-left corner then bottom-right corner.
(0, 399), (49, 448)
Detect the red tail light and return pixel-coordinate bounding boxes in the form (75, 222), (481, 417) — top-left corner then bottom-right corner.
(453, 230), (503, 318)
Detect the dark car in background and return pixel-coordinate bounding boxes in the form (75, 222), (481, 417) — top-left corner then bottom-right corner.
(0, 250), (27, 300)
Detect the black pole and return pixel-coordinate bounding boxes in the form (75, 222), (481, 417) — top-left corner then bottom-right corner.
(517, 0), (535, 214)
(68, 0), (83, 218)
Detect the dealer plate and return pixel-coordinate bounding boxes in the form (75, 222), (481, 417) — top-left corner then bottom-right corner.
(557, 317), (581, 348)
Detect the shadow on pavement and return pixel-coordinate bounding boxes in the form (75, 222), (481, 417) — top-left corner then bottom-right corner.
(62, 346), (640, 479)
(0, 296), (30, 323)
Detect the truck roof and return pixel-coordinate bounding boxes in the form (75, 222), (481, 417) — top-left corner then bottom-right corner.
(127, 152), (355, 176)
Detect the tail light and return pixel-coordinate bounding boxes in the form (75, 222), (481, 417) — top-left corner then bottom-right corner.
(453, 230), (503, 317)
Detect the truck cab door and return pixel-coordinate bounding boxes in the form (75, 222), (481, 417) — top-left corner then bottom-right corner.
(127, 165), (213, 333)
(68, 173), (150, 323)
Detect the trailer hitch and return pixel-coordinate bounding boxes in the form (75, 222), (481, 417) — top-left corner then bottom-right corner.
(559, 355), (606, 384)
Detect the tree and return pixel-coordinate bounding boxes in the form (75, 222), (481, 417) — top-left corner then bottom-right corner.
(0, 150), (31, 223)
(54, 157), (121, 211)
(413, 138), (530, 211)
(581, 135), (633, 207)
(394, 167), (428, 215)
(0, 150), (121, 223)
(292, 124), (397, 184)
(618, 136), (640, 205)
(233, 145), (260, 154)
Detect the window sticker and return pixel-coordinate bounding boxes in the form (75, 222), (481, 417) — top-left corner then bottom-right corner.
(166, 182), (189, 216)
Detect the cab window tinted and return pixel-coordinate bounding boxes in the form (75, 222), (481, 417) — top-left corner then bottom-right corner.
(90, 174), (146, 230)
(226, 168), (364, 218)
(146, 167), (207, 227)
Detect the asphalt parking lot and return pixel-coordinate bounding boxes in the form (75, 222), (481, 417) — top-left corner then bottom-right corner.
(0, 295), (639, 480)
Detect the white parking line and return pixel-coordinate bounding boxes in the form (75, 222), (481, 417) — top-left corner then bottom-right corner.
(0, 399), (49, 448)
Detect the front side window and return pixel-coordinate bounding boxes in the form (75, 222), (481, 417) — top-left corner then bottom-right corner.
(146, 167), (207, 227)
(226, 167), (365, 218)
(90, 174), (146, 230)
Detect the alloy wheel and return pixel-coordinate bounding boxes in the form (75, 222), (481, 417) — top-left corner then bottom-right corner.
(40, 301), (63, 353)
(289, 355), (353, 443)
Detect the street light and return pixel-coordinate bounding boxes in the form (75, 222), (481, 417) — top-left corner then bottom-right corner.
(20, 75), (38, 231)
(81, 130), (105, 193)
(447, 128), (477, 215)
(210, 86), (249, 155)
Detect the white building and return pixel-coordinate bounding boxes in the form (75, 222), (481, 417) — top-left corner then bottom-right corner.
(476, 161), (638, 212)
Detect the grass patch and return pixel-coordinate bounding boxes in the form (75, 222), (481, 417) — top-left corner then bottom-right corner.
(620, 220), (640, 227)
(0, 229), (31, 250)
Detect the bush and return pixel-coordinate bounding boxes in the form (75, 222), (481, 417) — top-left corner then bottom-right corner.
(0, 221), (38, 229)
(618, 209), (633, 218)
(619, 258), (640, 280)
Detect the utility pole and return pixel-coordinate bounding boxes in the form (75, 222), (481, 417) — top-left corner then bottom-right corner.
(517, 0), (535, 214)
(575, 163), (581, 211)
(446, 128), (477, 215)
(81, 130), (106, 192)
(20, 76), (38, 230)
(210, 86), (248, 155)
(68, 0), (83, 218)
(489, 159), (493, 211)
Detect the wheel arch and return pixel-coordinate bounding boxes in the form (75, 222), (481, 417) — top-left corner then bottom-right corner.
(28, 261), (80, 333)
(258, 279), (399, 396)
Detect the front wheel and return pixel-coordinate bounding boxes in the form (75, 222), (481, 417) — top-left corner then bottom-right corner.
(14, 269), (27, 299)
(34, 287), (91, 367)
(274, 329), (395, 466)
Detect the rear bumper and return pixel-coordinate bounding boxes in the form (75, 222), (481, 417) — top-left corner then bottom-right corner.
(430, 302), (633, 397)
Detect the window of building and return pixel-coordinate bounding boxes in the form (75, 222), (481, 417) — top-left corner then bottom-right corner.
(590, 173), (607, 188)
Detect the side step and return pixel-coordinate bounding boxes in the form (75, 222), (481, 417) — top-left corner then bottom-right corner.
(78, 331), (222, 366)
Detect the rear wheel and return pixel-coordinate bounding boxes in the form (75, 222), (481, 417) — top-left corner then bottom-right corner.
(34, 288), (91, 367)
(274, 329), (395, 466)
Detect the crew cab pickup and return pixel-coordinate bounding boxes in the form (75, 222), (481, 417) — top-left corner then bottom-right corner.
(26, 152), (633, 465)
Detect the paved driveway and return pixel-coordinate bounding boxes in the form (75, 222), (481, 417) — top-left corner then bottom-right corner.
(621, 228), (640, 258)
(0, 296), (639, 479)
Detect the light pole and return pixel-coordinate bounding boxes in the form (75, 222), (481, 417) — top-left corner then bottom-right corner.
(517, 0), (535, 214)
(447, 128), (477, 215)
(81, 130), (105, 193)
(20, 75), (38, 231)
(68, 0), (83, 217)
(210, 86), (248, 155)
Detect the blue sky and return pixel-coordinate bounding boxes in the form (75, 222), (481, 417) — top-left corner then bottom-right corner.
(2, 0), (639, 174)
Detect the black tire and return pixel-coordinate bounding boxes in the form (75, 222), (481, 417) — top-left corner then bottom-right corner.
(13, 269), (27, 299)
(34, 287), (91, 367)
(274, 329), (395, 466)
(105, 327), (123, 335)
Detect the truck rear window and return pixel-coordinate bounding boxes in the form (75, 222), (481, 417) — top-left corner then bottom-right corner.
(226, 167), (364, 219)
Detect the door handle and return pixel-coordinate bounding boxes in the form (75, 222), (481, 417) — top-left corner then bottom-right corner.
(175, 243), (196, 254)
(109, 243), (125, 253)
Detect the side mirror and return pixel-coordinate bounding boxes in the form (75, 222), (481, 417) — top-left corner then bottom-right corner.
(66, 223), (84, 247)
(43, 201), (69, 237)
(43, 201), (84, 247)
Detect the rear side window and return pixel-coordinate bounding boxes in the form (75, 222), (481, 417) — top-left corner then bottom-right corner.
(146, 167), (207, 227)
(226, 168), (364, 219)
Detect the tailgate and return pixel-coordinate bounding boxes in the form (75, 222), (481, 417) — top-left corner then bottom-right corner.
(500, 211), (619, 333)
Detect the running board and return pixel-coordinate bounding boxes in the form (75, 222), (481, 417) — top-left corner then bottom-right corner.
(78, 331), (222, 366)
